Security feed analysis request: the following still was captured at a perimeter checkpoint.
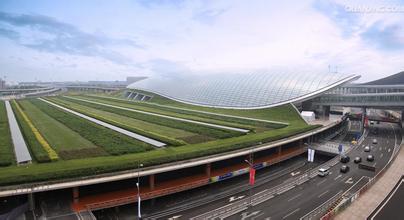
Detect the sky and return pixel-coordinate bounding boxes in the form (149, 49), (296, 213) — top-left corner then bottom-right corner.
(0, 0), (404, 83)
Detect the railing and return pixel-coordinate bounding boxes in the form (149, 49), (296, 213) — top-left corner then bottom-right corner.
(85, 178), (210, 211)
(190, 148), (345, 219)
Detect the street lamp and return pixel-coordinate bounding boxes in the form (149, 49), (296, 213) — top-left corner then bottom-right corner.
(137, 163), (143, 219)
(244, 157), (253, 207)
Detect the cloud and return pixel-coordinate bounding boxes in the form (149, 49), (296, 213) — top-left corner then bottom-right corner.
(192, 8), (227, 25)
(313, 0), (362, 37)
(137, 0), (185, 8)
(361, 22), (404, 51)
(0, 27), (19, 39)
(0, 11), (143, 65)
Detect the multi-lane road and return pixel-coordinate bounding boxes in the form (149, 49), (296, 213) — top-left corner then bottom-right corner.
(93, 122), (401, 220)
(151, 122), (401, 220)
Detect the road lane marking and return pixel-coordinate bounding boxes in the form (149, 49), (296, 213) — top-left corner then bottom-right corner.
(291, 171), (301, 176)
(334, 174), (342, 180)
(318, 190), (329, 198)
(169, 215), (182, 220)
(251, 213), (264, 220)
(229, 195), (245, 202)
(317, 179), (327, 186)
(345, 177), (354, 184)
(241, 211), (261, 220)
(287, 193), (302, 202)
(282, 208), (300, 219)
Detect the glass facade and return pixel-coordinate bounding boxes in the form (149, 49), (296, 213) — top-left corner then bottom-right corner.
(127, 72), (359, 109)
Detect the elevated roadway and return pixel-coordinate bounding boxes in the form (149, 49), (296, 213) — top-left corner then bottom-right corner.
(0, 120), (343, 198)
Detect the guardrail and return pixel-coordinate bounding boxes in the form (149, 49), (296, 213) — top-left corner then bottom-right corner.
(190, 146), (344, 219)
(300, 190), (343, 220)
(320, 127), (402, 220)
(297, 128), (368, 219)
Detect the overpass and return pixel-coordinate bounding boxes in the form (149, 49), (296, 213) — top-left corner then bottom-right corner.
(304, 83), (404, 133)
(312, 84), (404, 109)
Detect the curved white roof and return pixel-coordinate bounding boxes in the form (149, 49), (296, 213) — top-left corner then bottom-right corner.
(127, 72), (360, 109)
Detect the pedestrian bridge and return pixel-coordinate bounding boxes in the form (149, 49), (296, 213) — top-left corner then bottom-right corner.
(313, 84), (404, 109)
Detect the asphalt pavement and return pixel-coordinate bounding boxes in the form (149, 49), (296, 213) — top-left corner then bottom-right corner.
(150, 122), (401, 220)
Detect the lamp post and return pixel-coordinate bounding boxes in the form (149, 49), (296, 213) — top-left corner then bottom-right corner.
(137, 163), (143, 219)
(244, 155), (254, 207)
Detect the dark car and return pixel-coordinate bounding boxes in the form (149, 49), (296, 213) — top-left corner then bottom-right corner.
(340, 155), (350, 163)
(354, 156), (362, 163)
(340, 165), (350, 173)
(367, 155), (375, 162)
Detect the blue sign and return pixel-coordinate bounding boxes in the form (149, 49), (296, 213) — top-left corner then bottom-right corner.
(253, 163), (264, 170)
(218, 172), (233, 181)
(338, 144), (343, 153)
(356, 132), (361, 140)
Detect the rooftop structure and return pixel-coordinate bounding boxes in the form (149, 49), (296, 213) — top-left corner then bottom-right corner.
(127, 72), (360, 109)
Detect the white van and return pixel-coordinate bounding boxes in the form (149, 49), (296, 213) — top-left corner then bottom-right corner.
(318, 168), (330, 177)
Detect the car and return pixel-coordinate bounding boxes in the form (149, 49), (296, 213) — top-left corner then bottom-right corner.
(340, 165), (350, 173)
(367, 155), (375, 162)
(370, 121), (374, 125)
(340, 155), (350, 163)
(318, 168), (330, 177)
(372, 139), (378, 144)
(354, 156), (362, 163)
(364, 146), (371, 152)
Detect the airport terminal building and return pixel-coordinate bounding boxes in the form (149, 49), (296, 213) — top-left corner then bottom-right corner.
(126, 72), (360, 109)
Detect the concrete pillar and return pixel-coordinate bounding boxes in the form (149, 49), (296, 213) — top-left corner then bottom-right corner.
(278, 146), (282, 156)
(299, 139), (303, 147)
(72, 187), (79, 204)
(322, 105), (330, 120)
(149, 174), (155, 191)
(205, 163), (211, 178)
(360, 107), (366, 134)
(401, 110), (404, 128)
(28, 193), (35, 211)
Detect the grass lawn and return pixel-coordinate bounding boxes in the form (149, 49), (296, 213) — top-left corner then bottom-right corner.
(76, 95), (264, 130)
(30, 99), (155, 155)
(11, 100), (51, 163)
(19, 100), (107, 160)
(0, 101), (14, 166)
(0, 91), (320, 186)
(0, 123), (318, 186)
(50, 96), (243, 140)
(48, 97), (207, 144)
(115, 90), (306, 126)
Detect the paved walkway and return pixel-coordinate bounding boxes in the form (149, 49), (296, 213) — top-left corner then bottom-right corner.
(335, 143), (404, 220)
(5, 100), (32, 164)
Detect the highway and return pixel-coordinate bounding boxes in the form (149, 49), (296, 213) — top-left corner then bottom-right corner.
(140, 122), (401, 220)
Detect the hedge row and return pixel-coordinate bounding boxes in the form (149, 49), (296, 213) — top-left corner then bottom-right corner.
(13, 101), (59, 161)
(11, 101), (51, 163)
(47, 97), (186, 146)
(0, 124), (319, 186)
(57, 96), (243, 139)
(86, 95), (286, 129)
(0, 101), (14, 166)
(29, 99), (154, 155)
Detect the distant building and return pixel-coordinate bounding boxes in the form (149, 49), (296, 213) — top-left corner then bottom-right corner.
(0, 78), (5, 89)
